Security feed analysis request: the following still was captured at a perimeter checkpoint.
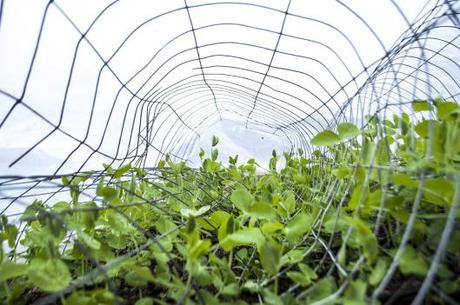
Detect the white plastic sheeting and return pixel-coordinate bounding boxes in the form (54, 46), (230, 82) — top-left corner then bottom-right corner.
(0, 0), (459, 177)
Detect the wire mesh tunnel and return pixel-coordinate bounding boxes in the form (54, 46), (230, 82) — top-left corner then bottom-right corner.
(0, 1), (459, 304)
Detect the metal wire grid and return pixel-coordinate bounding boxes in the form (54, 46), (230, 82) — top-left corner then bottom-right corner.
(0, 0), (459, 304)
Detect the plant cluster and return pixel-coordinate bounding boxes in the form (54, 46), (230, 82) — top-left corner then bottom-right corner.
(0, 99), (459, 305)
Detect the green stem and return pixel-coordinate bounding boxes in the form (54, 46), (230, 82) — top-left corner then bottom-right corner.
(3, 281), (10, 299)
(178, 275), (193, 305)
(153, 297), (170, 305)
(228, 250), (233, 269)
(274, 276), (279, 294)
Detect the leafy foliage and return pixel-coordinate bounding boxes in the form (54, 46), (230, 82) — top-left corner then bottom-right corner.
(0, 99), (459, 304)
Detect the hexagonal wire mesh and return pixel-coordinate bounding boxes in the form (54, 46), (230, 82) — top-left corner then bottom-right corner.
(0, 0), (459, 304)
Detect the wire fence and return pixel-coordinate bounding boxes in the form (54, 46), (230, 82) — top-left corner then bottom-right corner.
(0, 0), (459, 304)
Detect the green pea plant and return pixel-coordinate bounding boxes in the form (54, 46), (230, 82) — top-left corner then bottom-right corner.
(0, 99), (459, 305)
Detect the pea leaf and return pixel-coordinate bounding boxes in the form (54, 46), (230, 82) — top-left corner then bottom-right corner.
(346, 184), (368, 210)
(155, 215), (177, 235)
(189, 239), (211, 260)
(262, 221), (284, 234)
(209, 210), (231, 225)
(230, 188), (253, 212)
(77, 230), (101, 250)
(287, 263), (317, 287)
(299, 263), (318, 280)
(248, 202), (277, 220)
(346, 216), (378, 263)
(28, 258), (72, 292)
(308, 277), (336, 303)
(343, 280), (367, 305)
(392, 173), (419, 188)
(97, 186), (118, 202)
(211, 148), (218, 161)
(310, 130), (341, 146)
(220, 228), (264, 251)
(369, 258), (387, 286)
(424, 178), (454, 206)
(242, 280), (260, 293)
(284, 212), (313, 242)
(435, 100), (458, 120)
(221, 282), (240, 296)
(180, 205), (211, 217)
(1, 222), (18, 248)
(113, 164), (132, 179)
(0, 262), (28, 281)
(412, 100), (433, 112)
(218, 215), (234, 241)
(124, 263), (156, 288)
(398, 246), (428, 276)
(212, 135), (219, 147)
(135, 297), (154, 305)
(414, 120), (437, 138)
(262, 289), (284, 305)
(337, 122), (360, 140)
(281, 249), (304, 265)
(65, 289), (116, 305)
(281, 192), (296, 216)
(130, 265), (155, 283)
(287, 271), (311, 286)
(199, 291), (220, 305)
(332, 166), (351, 179)
(259, 240), (281, 275)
